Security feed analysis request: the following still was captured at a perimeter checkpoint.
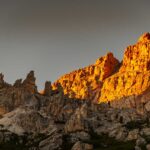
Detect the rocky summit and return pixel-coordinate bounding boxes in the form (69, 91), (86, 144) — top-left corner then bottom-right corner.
(1, 33), (150, 150)
(53, 32), (150, 104)
(53, 52), (120, 102)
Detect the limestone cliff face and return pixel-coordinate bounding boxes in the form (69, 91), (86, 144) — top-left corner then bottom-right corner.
(53, 32), (150, 103)
(99, 33), (150, 102)
(53, 53), (120, 101)
(120, 32), (150, 72)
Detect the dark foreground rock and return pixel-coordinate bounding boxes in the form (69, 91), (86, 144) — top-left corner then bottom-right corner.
(0, 71), (150, 150)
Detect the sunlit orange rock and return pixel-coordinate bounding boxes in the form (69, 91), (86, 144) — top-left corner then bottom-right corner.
(53, 52), (120, 101)
(53, 32), (150, 103)
(120, 33), (150, 72)
(99, 32), (150, 102)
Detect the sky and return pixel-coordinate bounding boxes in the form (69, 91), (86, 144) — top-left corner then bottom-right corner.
(0, 0), (150, 90)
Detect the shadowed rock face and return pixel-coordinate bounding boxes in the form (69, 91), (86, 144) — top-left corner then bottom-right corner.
(0, 71), (39, 115)
(22, 71), (37, 94)
(0, 74), (4, 87)
(43, 81), (52, 96)
(0, 78), (149, 150)
(0, 73), (148, 150)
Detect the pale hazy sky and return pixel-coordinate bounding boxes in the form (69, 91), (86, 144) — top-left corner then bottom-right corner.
(0, 0), (150, 89)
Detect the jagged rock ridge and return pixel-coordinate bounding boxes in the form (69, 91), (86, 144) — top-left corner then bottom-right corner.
(100, 32), (150, 102)
(53, 52), (120, 102)
(53, 33), (150, 103)
(0, 33), (150, 150)
(0, 71), (150, 150)
(0, 70), (150, 149)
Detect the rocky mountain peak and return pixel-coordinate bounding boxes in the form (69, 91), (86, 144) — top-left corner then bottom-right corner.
(0, 73), (11, 89)
(43, 81), (52, 96)
(13, 79), (22, 87)
(22, 71), (37, 93)
(0, 73), (4, 88)
(24, 71), (35, 82)
(1, 34), (150, 150)
(52, 33), (150, 103)
(120, 33), (150, 72)
(95, 52), (114, 65)
(138, 32), (150, 43)
(95, 52), (120, 80)
(100, 33), (150, 102)
(53, 52), (120, 100)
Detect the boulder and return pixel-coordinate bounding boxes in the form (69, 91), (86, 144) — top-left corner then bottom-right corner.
(71, 141), (93, 150)
(146, 144), (150, 150)
(127, 129), (139, 141)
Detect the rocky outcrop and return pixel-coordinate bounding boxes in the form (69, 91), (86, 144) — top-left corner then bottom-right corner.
(53, 52), (120, 101)
(22, 71), (37, 94)
(99, 33), (150, 102)
(0, 70), (149, 149)
(0, 73), (5, 88)
(65, 103), (90, 133)
(0, 71), (39, 115)
(120, 33), (150, 72)
(13, 79), (22, 88)
(43, 81), (52, 96)
(71, 141), (93, 150)
(1, 33), (150, 149)
(0, 73), (11, 89)
(52, 33), (150, 104)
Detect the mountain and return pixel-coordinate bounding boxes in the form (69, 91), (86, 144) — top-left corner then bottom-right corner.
(0, 33), (150, 149)
(53, 52), (120, 102)
(53, 33), (150, 104)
